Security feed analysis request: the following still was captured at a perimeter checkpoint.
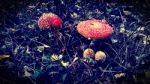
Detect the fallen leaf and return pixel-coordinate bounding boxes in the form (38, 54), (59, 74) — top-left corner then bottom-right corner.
(62, 73), (67, 82)
(0, 55), (10, 60)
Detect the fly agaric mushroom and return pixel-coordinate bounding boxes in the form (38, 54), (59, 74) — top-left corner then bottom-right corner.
(77, 19), (113, 39)
(38, 13), (62, 29)
(95, 51), (106, 60)
(38, 13), (51, 29)
(83, 48), (95, 58)
(47, 13), (62, 28)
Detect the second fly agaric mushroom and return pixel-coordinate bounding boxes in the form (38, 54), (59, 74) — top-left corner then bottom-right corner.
(77, 19), (113, 39)
(38, 12), (62, 29)
(38, 13), (51, 29)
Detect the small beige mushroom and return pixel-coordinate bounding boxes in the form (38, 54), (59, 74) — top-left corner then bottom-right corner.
(95, 51), (106, 60)
(83, 48), (95, 58)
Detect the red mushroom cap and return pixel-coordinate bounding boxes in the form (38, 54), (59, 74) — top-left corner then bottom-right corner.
(48, 14), (62, 28)
(38, 14), (51, 29)
(38, 13), (62, 29)
(77, 19), (113, 39)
